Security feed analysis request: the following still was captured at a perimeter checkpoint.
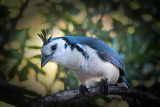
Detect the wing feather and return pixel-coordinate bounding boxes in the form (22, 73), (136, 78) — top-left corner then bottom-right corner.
(63, 36), (125, 76)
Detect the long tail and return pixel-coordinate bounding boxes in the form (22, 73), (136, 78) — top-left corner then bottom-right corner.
(121, 76), (132, 88)
(118, 76), (143, 107)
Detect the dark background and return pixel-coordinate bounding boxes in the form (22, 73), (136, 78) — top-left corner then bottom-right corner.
(0, 0), (160, 106)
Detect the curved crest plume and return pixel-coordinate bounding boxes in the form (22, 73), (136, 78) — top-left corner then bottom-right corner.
(37, 29), (52, 46)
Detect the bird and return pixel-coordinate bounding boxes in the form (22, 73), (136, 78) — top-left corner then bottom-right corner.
(38, 29), (132, 95)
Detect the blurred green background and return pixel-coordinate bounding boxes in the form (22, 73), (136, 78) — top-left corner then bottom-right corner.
(0, 0), (160, 107)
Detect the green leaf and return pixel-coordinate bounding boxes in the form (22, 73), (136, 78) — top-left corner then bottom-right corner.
(8, 63), (19, 79)
(31, 55), (41, 59)
(27, 46), (41, 49)
(1, 49), (22, 59)
(27, 61), (45, 75)
(19, 65), (29, 81)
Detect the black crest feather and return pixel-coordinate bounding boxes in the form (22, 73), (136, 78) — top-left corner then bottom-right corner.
(37, 29), (52, 46)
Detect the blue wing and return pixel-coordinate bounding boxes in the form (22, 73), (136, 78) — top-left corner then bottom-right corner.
(61, 36), (125, 76)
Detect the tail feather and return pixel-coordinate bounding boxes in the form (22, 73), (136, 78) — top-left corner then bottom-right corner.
(121, 76), (132, 88)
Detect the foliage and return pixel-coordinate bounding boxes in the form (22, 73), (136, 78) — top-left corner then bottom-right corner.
(0, 0), (160, 106)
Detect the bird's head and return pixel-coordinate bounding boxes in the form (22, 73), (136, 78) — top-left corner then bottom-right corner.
(38, 29), (67, 68)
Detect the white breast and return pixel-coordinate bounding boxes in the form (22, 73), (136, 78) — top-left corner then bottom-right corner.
(51, 44), (86, 71)
(73, 44), (120, 87)
(51, 43), (120, 87)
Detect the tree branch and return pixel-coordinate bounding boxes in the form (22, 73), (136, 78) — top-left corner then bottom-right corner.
(0, 81), (160, 107)
(0, 79), (40, 107)
(0, 0), (30, 49)
(32, 87), (160, 107)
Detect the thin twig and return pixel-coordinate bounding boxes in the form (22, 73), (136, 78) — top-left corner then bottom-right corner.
(92, 0), (106, 35)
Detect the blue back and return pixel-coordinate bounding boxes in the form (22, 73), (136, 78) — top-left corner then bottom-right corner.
(51, 36), (125, 76)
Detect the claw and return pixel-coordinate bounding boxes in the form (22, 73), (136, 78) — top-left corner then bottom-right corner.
(101, 80), (108, 94)
(79, 85), (89, 96)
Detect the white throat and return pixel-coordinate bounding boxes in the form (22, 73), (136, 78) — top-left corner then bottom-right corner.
(51, 44), (86, 70)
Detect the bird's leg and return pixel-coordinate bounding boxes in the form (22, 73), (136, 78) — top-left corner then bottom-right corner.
(79, 85), (89, 96)
(101, 79), (108, 94)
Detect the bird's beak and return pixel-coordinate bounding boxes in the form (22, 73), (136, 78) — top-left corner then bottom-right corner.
(41, 54), (53, 68)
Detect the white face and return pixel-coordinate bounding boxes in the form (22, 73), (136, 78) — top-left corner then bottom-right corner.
(41, 38), (67, 68)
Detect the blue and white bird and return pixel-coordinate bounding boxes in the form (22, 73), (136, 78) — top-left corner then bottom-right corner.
(38, 29), (132, 95)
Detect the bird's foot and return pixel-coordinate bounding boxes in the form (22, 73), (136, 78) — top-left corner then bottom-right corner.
(101, 80), (108, 94)
(79, 85), (89, 96)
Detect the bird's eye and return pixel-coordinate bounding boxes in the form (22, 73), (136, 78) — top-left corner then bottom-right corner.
(51, 44), (57, 50)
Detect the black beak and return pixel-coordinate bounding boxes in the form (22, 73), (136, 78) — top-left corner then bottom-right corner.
(41, 54), (53, 68)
